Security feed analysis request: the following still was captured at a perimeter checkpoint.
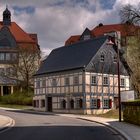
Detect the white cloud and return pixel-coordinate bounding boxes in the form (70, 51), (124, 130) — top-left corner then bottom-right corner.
(0, 0), (140, 55)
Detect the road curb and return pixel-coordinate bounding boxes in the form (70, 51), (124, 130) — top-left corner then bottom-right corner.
(0, 116), (15, 133)
(76, 117), (132, 140)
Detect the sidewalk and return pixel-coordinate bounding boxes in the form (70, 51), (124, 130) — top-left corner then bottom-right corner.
(58, 114), (140, 140)
(0, 115), (14, 132)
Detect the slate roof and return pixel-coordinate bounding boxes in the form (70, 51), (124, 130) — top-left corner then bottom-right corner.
(36, 36), (108, 75)
(0, 76), (19, 85)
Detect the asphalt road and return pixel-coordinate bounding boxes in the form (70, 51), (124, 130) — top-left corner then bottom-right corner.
(0, 109), (124, 140)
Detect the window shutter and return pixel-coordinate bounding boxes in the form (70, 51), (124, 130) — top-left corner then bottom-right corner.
(109, 99), (112, 108)
(97, 99), (100, 108)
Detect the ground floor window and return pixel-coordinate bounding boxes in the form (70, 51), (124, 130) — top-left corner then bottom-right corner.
(76, 98), (83, 109)
(91, 99), (97, 108)
(33, 100), (39, 108)
(91, 99), (100, 109)
(41, 99), (45, 107)
(60, 99), (66, 109)
(103, 99), (112, 109)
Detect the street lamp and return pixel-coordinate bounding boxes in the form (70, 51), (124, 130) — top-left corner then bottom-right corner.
(106, 31), (121, 122)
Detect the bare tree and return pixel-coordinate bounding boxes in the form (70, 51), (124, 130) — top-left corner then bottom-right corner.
(13, 44), (40, 91)
(127, 37), (140, 98)
(120, 4), (140, 25)
(120, 4), (140, 97)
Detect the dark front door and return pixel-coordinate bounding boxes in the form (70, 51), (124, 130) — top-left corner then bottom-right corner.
(47, 97), (52, 112)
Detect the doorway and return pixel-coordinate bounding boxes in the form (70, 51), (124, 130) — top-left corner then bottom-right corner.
(47, 97), (52, 112)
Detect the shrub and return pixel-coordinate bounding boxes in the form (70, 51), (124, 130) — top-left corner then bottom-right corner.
(0, 91), (33, 106)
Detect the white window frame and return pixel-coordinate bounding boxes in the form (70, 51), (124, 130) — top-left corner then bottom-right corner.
(65, 77), (69, 85)
(91, 75), (97, 85)
(103, 76), (109, 85)
(83, 35), (90, 40)
(74, 76), (79, 85)
(120, 78), (125, 87)
(52, 78), (57, 86)
(103, 99), (109, 108)
(90, 99), (97, 108)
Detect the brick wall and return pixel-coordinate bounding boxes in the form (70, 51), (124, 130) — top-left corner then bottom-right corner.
(122, 101), (140, 126)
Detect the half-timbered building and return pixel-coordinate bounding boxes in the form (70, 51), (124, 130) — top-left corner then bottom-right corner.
(33, 35), (130, 114)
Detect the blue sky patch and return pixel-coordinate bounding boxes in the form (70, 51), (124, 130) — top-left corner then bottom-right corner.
(13, 6), (35, 15)
(100, 0), (116, 9)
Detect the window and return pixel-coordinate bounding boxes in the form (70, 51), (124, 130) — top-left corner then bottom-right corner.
(84, 35), (90, 40)
(91, 99), (97, 108)
(60, 99), (66, 109)
(103, 99), (109, 108)
(113, 55), (117, 63)
(76, 98), (83, 109)
(100, 54), (104, 62)
(65, 77), (69, 85)
(74, 76), (79, 85)
(120, 78), (125, 87)
(36, 81), (40, 88)
(0, 68), (4, 75)
(91, 76), (97, 84)
(103, 99), (112, 109)
(52, 78), (57, 86)
(103, 76), (109, 85)
(5, 53), (10, 60)
(36, 100), (39, 108)
(42, 79), (46, 87)
(6, 67), (11, 75)
(12, 53), (18, 60)
(0, 53), (4, 60)
(41, 99), (45, 107)
(91, 99), (100, 109)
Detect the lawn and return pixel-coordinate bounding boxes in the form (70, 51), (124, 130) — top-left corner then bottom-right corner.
(0, 103), (33, 110)
(92, 109), (123, 119)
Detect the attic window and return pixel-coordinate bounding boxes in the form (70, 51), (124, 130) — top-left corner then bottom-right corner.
(84, 35), (90, 40)
(113, 55), (117, 63)
(100, 54), (105, 62)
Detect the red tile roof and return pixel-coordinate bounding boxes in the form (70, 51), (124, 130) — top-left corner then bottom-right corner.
(92, 24), (127, 37)
(0, 22), (36, 44)
(65, 23), (139, 45)
(65, 35), (80, 46)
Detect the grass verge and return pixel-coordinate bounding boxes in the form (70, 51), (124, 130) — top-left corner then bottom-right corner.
(0, 103), (33, 110)
(91, 109), (123, 119)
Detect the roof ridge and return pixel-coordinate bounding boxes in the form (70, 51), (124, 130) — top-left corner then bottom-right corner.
(53, 35), (107, 52)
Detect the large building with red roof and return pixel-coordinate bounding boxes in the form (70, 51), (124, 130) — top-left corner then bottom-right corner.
(65, 23), (139, 47)
(0, 7), (40, 96)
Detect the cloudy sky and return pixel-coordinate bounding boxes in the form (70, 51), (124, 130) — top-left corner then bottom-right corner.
(0, 0), (139, 55)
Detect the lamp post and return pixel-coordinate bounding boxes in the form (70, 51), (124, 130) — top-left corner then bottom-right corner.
(116, 39), (121, 122)
(107, 31), (121, 122)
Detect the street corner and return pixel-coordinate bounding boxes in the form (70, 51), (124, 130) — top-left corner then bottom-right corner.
(0, 115), (15, 132)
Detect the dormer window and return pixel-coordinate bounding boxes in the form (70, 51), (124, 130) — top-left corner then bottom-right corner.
(83, 35), (90, 40)
(113, 55), (117, 63)
(100, 54), (105, 62)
